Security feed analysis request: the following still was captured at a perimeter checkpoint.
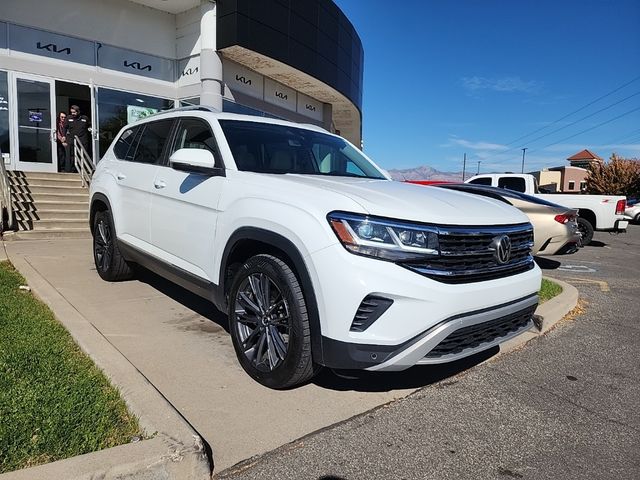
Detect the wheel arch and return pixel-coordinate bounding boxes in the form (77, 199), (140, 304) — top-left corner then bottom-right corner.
(577, 208), (596, 228)
(220, 227), (325, 365)
(89, 193), (112, 235)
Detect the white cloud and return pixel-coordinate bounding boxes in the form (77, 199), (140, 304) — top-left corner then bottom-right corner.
(441, 136), (508, 151)
(461, 76), (540, 94)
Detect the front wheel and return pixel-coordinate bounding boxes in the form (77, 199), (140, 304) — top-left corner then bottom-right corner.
(93, 210), (134, 281)
(228, 254), (319, 389)
(576, 217), (594, 245)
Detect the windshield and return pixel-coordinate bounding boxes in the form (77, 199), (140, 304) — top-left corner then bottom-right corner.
(219, 120), (386, 179)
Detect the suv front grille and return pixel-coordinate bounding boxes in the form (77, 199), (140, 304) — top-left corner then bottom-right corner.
(425, 304), (536, 358)
(402, 224), (534, 284)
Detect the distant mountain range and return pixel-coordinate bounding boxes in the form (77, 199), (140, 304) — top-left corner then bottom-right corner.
(387, 165), (464, 182)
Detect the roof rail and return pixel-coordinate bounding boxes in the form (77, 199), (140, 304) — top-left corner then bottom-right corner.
(145, 105), (219, 119)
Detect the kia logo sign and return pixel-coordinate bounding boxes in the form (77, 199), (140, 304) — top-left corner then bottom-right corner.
(235, 74), (252, 85)
(36, 42), (71, 55)
(305, 104), (316, 112)
(491, 235), (512, 265)
(181, 67), (199, 77)
(124, 60), (152, 72)
(275, 91), (288, 100)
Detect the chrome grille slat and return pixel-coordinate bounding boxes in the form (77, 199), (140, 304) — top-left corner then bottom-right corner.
(402, 223), (534, 284)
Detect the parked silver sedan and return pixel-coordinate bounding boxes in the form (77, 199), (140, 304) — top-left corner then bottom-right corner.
(436, 184), (582, 255)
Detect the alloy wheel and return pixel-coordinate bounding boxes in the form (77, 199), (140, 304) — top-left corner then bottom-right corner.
(234, 273), (291, 372)
(94, 219), (113, 273)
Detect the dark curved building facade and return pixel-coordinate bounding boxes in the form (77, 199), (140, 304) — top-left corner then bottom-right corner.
(216, 0), (364, 145)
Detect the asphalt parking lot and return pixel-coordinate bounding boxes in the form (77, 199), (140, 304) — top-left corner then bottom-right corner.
(217, 225), (640, 479)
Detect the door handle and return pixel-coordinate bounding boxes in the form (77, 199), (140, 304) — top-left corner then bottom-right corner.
(116, 173), (126, 181)
(154, 180), (166, 189)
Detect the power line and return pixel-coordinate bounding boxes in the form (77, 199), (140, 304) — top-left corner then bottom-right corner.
(504, 73), (640, 146)
(604, 127), (640, 144)
(528, 105), (640, 154)
(496, 89), (640, 158)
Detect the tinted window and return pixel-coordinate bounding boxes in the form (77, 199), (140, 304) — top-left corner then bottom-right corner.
(171, 118), (217, 157)
(113, 126), (142, 160)
(469, 177), (492, 186)
(132, 119), (173, 164)
(220, 120), (385, 179)
(498, 177), (526, 192)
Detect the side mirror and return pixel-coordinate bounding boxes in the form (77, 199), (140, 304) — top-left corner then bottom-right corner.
(169, 148), (221, 175)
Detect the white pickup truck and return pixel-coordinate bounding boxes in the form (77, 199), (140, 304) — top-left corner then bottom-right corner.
(465, 173), (628, 244)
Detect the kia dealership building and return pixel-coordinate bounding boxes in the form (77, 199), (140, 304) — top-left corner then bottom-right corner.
(0, 0), (363, 173)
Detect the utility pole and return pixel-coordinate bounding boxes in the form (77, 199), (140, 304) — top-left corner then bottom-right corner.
(476, 160), (481, 175)
(462, 153), (467, 181)
(521, 148), (528, 174)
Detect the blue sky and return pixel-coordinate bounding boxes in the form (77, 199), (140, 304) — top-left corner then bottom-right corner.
(335, 0), (640, 174)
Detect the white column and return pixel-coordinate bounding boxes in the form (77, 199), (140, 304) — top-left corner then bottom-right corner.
(200, 1), (223, 110)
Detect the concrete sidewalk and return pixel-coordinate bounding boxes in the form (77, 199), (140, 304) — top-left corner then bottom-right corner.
(4, 239), (428, 472)
(3, 238), (575, 474)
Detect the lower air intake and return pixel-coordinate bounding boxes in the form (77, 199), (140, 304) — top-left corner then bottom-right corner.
(350, 295), (394, 332)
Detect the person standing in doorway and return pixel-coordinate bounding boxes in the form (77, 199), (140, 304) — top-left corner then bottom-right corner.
(66, 105), (91, 173)
(56, 111), (67, 172)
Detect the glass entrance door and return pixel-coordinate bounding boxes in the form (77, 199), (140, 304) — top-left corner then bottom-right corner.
(13, 75), (56, 173)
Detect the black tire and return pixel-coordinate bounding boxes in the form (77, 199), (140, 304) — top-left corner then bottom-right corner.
(92, 210), (134, 281)
(576, 217), (594, 245)
(228, 254), (318, 389)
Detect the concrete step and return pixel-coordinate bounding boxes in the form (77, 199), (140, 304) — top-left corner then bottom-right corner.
(11, 192), (89, 203)
(10, 171), (84, 181)
(15, 209), (89, 221)
(9, 176), (84, 187)
(12, 200), (89, 212)
(33, 219), (89, 230)
(11, 184), (88, 195)
(7, 228), (92, 240)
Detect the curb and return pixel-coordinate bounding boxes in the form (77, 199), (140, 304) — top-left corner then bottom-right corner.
(0, 242), (212, 480)
(498, 276), (579, 356)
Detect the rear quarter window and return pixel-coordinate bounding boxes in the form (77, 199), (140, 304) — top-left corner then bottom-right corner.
(498, 177), (526, 192)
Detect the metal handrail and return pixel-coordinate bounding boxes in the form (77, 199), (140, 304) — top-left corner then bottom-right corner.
(0, 156), (14, 233)
(73, 136), (95, 188)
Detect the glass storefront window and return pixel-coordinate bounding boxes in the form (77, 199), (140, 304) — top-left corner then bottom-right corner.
(97, 87), (173, 158)
(222, 99), (281, 120)
(0, 71), (10, 163)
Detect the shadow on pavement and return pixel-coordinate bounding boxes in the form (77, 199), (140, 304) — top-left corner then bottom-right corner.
(135, 266), (230, 333)
(312, 347), (498, 392)
(534, 256), (562, 270)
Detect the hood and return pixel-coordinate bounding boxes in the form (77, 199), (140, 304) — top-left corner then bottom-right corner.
(273, 175), (529, 226)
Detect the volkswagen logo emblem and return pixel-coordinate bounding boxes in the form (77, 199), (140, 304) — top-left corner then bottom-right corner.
(491, 235), (512, 265)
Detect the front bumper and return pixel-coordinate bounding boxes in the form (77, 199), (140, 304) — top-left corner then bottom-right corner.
(320, 294), (538, 371)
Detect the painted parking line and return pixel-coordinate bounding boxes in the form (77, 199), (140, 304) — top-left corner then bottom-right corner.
(563, 276), (610, 292)
(558, 265), (597, 273)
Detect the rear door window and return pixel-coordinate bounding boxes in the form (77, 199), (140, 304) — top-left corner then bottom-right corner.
(131, 119), (174, 165)
(468, 177), (492, 186)
(498, 177), (526, 192)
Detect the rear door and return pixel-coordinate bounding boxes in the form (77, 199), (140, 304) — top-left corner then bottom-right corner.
(111, 119), (173, 249)
(149, 116), (225, 281)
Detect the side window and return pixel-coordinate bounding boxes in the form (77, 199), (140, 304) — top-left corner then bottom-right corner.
(132, 119), (174, 165)
(498, 177), (526, 192)
(171, 118), (218, 159)
(113, 126), (142, 160)
(469, 177), (492, 186)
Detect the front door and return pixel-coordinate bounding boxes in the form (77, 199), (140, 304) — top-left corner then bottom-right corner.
(13, 74), (57, 173)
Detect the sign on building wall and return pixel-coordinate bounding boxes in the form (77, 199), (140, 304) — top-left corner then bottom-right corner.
(296, 93), (323, 122)
(8, 24), (95, 65)
(264, 78), (296, 112)
(223, 61), (263, 99)
(97, 44), (174, 82)
(177, 56), (201, 87)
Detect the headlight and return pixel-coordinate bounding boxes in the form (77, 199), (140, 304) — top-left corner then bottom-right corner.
(328, 212), (439, 261)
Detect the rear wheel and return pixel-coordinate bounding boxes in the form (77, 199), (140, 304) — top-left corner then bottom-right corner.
(93, 210), (134, 281)
(576, 217), (594, 245)
(228, 254), (318, 389)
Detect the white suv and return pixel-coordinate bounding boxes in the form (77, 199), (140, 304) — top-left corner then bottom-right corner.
(90, 107), (541, 388)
